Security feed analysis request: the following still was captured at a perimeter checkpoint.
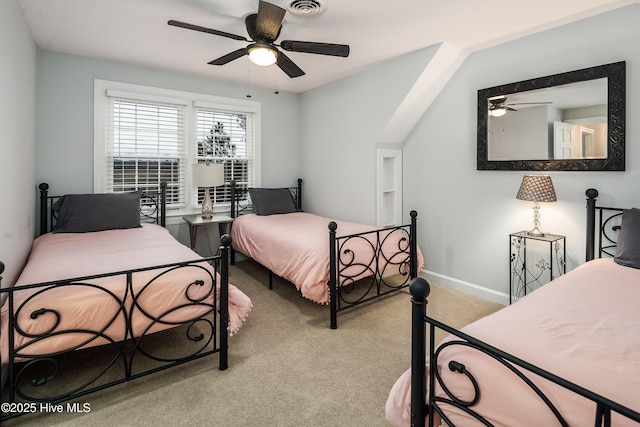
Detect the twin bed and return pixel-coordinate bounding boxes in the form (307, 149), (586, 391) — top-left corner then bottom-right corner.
(0, 183), (252, 422)
(229, 179), (423, 329)
(386, 188), (640, 426)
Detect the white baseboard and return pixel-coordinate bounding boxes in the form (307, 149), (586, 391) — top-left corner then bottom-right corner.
(421, 269), (509, 306)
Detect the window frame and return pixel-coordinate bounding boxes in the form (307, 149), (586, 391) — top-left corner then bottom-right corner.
(94, 79), (261, 218)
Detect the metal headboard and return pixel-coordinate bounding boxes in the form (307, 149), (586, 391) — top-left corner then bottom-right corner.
(585, 188), (624, 261)
(38, 182), (167, 235)
(229, 178), (303, 218)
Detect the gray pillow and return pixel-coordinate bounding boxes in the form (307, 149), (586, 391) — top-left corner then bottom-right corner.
(53, 191), (142, 233)
(248, 188), (297, 216)
(613, 208), (640, 269)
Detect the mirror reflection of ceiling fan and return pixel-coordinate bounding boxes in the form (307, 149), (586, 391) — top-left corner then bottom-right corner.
(488, 95), (552, 117)
(168, 0), (350, 78)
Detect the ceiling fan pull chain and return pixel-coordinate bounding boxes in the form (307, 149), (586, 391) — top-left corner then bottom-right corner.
(246, 64), (252, 98)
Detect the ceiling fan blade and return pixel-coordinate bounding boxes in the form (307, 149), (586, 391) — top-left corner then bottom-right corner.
(276, 50), (305, 78)
(279, 40), (350, 57)
(256, 0), (286, 41)
(168, 20), (248, 42)
(506, 102), (552, 105)
(208, 48), (247, 66)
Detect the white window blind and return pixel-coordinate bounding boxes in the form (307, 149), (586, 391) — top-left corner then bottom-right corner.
(194, 106), (255, 207)
(95, 80), (261, 216)
(106, 96), (186, 208)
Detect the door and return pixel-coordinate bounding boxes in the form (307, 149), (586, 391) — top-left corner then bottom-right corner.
(553, 121), (573, 159)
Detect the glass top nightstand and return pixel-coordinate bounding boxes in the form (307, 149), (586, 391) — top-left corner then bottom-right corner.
(509, 231), (566, 304)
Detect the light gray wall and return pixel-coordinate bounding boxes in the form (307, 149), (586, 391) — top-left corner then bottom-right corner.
(0, 0), (37, 289)
(301, 4), (640, 302)
(488, 106), (549, 160)
(299, 45), (439, 224)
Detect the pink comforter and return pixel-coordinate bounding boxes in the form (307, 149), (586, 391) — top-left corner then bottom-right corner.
(1, 224), (252, 363)
(231, 212), (423, 304)
(386, 258), (640, 426)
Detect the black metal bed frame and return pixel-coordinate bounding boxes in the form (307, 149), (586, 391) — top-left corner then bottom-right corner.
(585, 188), (625, 261)
(0, 183), (230, 422)
(229, 179), (419, 329)
(38, 182), (168, 235)
(409, 188), (639, 427)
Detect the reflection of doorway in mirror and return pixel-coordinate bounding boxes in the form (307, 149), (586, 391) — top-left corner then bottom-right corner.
(553, 121), (606, 159)
(565, 117), (607, 159)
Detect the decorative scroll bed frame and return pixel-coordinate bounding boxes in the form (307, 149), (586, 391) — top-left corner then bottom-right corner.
(37, 182), (168, 235)
(229, 179), (419, 329)
(409, 188), (639, 427)
(0, 183), (231, 422)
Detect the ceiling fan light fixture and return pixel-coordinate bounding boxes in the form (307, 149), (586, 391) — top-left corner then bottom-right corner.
(248, 43), (278, 66)
(489, 107), (507, 117)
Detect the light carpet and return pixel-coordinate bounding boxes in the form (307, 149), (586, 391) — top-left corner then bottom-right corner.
(2, 259), (503, 427)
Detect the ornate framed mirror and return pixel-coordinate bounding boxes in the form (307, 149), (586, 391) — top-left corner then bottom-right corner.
(477, 61), (625, 171)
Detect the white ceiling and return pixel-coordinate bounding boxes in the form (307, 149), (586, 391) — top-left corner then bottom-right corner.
(18, 0), (638, 93)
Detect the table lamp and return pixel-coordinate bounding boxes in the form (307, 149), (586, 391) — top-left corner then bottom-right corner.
(193, 162), (224, 218)
(516, 175), (557, 237)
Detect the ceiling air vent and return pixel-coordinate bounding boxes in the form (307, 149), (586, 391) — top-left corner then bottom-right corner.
(286, 0), (327, 16)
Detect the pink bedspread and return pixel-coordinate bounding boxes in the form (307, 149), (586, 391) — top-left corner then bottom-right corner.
(1, 224), (252, 363)
(386, 258), (640, 426)
(231, 212), (423, 304)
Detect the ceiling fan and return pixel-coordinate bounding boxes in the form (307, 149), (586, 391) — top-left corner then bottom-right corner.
(168, 0), (350, 78)
(488, 95), (551, 117)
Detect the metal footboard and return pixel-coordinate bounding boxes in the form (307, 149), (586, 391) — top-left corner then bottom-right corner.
(0, 242), (230, 422)
(328, 210), (418, 329)
(409, 277), (640, 427)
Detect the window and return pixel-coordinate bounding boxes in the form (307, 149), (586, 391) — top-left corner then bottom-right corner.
(94, 80), (261, 216)
(194, 102), (256, 207)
